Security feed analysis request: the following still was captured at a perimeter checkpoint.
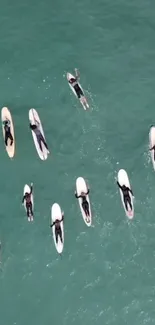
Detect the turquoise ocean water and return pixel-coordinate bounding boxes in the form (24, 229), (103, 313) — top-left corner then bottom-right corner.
(0, 0), (155, 324)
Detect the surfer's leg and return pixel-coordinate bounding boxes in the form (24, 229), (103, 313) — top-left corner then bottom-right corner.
(82, 202), (85, 213)
(55, 229), (59, 243)
(127, 196), (132, 210)
(8, 132), (13, 145)
(26, 203), (30, 217)
(40, 134), (49, 150)
(5, 132), (9, 146)
(82, 202), (88, 216)
(37, 136), (42, 151)
(86, 203), (90, 216)
(29, 202), (33, 216)
(124, 196), (128, 211)
(79, 88), (84, 98)
(59, 228), (63, 243)
(84, 201), (89, 216)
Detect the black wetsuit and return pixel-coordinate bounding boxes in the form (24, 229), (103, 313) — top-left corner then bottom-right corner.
(117, 181), (133, 211)
(75, 189), (90, 216)
(3, 120), (13, 146)
(30, 123), (49, 152)
(150, 145), (155, 160)
(51, 217), (63, 243)
(69, 78), (84, 99)
(22, 185), (33, 218)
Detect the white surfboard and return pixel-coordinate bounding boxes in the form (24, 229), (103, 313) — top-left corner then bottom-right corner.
(29, 108), (49, 160)
(51, 203), (64, 254)
(1, 107), (15, 158)
(67, 72), (89, 110)
(149, 126), (155, 170)
(23, 184), (34, 222)
(76, 177), (92, 226)
(117, 169), (134, 219)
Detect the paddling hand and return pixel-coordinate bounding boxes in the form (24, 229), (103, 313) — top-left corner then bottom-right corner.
(75, 68), (79, 79)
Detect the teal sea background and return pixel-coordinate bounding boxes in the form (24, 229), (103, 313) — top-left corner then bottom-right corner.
(0, 0), (155, 324)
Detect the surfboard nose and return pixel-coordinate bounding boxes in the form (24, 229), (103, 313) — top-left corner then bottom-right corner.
(52, 203), (59, 209)
(118, 168), (125, 173)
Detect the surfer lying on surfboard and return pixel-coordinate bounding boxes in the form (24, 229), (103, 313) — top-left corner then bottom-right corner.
(50, 213), (64, 243)
(117, 181), (134, 211)
(22, 183), (33, 218)
(2, 119), (13, 146)
(75, 189), (90, 216)
(69, 69), (85, 99)
(149, 145), (155, 160)
(29, 122), (49, 154)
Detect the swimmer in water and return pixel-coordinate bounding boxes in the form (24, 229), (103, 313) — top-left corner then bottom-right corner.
(75, 189), (90, 216)
(117, 181), (134, 211)
(50, 212), (64, 243)
(22, 183), (33, 218)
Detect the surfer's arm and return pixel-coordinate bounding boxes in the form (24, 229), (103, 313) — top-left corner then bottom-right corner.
(149, 146), (154, 151)
(86, 189), (89, 195)
(128, 188), (134, 196)
(75, 192), (81, 199)
(50, 222), (55, 228)
(117, 181), (122, 189)
(22, 195), (25, 204)
(75, 68), (79, 80)
(29, 123), (34, 129)
(30, 183), (33, 194)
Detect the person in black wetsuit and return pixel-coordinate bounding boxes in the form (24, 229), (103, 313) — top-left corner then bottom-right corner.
(117, 181), (134, 211)
(30, 121), (49, 153)
(69, 68), (84, 99)
(75, 189), (90, 216)
(2, 119), (13, 146)
(50, 213), (64, 243)
(22, 183), (33, 218)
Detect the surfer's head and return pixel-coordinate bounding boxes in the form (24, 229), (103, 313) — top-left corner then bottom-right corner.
(122, 185), (126, 190)
(81, 192), (85, 196)
(70, 78), (76, 83)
